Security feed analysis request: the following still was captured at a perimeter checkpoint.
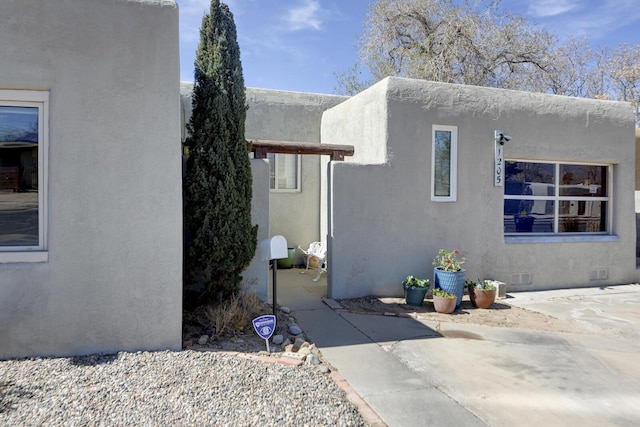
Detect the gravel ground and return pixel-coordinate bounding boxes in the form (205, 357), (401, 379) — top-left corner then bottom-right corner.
(0, 350), (368, 426)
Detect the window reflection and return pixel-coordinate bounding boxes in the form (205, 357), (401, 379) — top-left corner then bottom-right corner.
(0, 106), (39, 246)
(559, 164), (606, 197)
(504, 161), (608, 235)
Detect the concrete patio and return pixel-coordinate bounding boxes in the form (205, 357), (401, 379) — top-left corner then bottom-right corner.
(273, 267), (640, 426)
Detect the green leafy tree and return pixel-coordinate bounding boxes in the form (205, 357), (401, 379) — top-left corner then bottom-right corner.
(184, 0), (257, 304)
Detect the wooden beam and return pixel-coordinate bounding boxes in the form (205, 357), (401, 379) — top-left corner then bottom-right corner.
(248, 139), (354, 161)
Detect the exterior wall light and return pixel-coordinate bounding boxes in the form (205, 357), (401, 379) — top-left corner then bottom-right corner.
(495, 130), (512, 145)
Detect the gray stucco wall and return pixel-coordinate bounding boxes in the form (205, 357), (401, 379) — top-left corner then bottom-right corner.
(0, 0), (182, 358)
(245, 89), (347, 264)
(323, 77), (636, 299)
(182, 84), (347, 266)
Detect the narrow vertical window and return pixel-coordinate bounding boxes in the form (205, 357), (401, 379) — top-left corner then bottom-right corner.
(0, 90), (48, 257)
(431, 125), (457, 202)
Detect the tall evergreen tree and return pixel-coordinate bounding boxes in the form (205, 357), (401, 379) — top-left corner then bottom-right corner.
(184, 0), (257, 304)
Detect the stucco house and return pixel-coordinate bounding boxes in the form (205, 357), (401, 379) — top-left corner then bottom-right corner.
(221, 77), (637, 300)
(323, 77), (637, 298)
(2, 0), (637, 360)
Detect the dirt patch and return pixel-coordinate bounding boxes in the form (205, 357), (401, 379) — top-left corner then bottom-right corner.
(335, 295), (590, 334)
(183, 300), (294, 354)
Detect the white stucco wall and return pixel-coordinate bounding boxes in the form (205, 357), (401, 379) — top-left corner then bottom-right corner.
(0, 0), (182, 358)
(323, 77), (636, 299)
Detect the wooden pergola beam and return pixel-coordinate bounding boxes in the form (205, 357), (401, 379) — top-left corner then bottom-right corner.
(248, 139), (354, 161)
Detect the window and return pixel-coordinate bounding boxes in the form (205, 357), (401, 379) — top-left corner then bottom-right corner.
(0, 90), (48, 260)
(431, 125), (457, 202)
(268, 153), (300, 192)
(504, 160), (609, 234)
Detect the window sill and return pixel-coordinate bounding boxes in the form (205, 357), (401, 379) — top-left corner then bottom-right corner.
(0, 251), (48, 263)
(505, 235), (619, 244)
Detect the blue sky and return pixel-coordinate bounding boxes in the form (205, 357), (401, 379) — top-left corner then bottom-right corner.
(176, 0), (640, 94)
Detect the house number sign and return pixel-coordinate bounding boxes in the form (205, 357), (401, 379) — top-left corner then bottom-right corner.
(494, 141), (504, 186)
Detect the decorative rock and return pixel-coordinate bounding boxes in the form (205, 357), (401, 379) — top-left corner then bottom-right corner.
(0, 351), (366, 425)
(198, 335), (209, 345)
(292, 337), (307, 352)
(298, 347), (312, 357)
(272, 334), (284, 345)
(317, 364), (331, 373)
(283, 344), (294, 352)
(282, 338), (292, 347)
(280, 306), (291, 314)
(306, 354), (321, 365)
(288, 324), (302, 335)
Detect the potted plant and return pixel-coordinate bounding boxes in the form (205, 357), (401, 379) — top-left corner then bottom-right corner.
(433, 249), (466, 310)
(432, 288), (457, 314)
(402, 275), (430, 307)
(466, 279), (497, 309)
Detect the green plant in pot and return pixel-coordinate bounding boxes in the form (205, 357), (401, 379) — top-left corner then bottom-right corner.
(466, 279), (497, 309)
(433, 249), (466, 311)
(402, 275), (430, 307)
(432, 288), (456, 314)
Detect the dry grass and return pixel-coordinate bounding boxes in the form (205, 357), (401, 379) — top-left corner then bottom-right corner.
(205, 293), (267, 339)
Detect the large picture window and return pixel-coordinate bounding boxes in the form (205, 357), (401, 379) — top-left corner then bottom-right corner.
(431, 125), (457, 202)
(268, 153), (300, 192)
(504, 160), (609, 234)
(0, 90), (48, 257)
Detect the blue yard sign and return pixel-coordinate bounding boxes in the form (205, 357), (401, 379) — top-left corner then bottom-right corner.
(252, 315), (276, 351)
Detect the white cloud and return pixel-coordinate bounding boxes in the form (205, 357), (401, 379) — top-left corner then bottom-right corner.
(545, 0), (640, 41)
(527, 0), (579, 17)
(284, 0), (325, 31)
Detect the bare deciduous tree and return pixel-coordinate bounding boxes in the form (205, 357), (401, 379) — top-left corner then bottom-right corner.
(335, 0), (555, 94)
(606, 44), (640, 124)
(334, 0), (640, 128)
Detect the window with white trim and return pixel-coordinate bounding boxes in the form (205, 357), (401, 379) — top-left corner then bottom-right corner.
(0, 90), (48, 256)
(504, 160), (609, 234)
(431, 125), (457, 202)
(268, 153), (300, 192)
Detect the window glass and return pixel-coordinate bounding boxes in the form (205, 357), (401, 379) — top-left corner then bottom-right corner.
(559, 164), (607, 197)
(559, 200), (606, 232)
(433, 130), (452, 197)
(431, 125), (457, 202)
(504, 160), (609, 235)
(0, 106), (39, 246)
(504, 200), (555, 233)
(505, 161), (555, 196)
(268, 153), (300, 191)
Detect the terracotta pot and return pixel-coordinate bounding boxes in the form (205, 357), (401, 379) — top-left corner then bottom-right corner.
(469, 288), (496, 309)
(433, 295), (457, 314)
(434, 268), (465, 310)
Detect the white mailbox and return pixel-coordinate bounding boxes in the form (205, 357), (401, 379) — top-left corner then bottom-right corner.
(259, 235), (288, 261)
(259, 235), (289, 316)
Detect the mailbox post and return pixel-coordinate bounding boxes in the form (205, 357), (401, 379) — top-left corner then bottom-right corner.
(259, 235), (289, 316)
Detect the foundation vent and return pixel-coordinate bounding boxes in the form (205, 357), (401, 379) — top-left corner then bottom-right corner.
(511, 273), (532, 286)
(589, 269), (608, 281)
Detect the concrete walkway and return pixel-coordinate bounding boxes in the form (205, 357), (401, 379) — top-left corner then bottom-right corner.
(273, 268), (640, 427)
